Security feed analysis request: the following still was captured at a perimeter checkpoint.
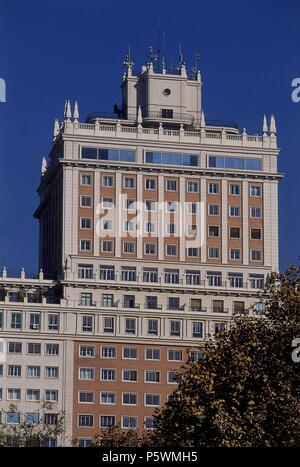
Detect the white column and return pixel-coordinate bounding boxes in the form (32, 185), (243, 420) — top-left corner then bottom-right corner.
(200, 177), (207, 262)
(94, 170), (100, 256)
(62, 339), (74, 446)
(136, 173), (143, 259)
(115, 172), (122, 257)
(179, 177), (185, 261)
(221, 179), (228, 263)
(158, 175), (164, 261)
(63, 167), (78, 265)
(263, 181), (272, 268)
(242, 180), (249, 265)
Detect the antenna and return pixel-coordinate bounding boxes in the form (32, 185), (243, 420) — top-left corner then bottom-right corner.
(123, 44), (134, 69)
(178, 43), (184, 68)
(191, 51), (200, 77)
(156, 14), (161, 68)
(148, 45), (157, 64)
(161, 31), (166, 72)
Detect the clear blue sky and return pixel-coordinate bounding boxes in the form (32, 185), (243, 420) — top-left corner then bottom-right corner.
(0, 0), (299, 276)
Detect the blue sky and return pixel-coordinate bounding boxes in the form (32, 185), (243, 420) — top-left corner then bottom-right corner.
(0, 0), (299, 276)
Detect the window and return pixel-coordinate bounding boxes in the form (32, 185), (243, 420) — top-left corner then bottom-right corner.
(186, 270), (201, 285)
(146, 296), (158, 309)
(81, 174), (92, 185)
(8, 342), (22, 354)
(215, 322), (226, 334)
(188, 202), (197, 214)
(11, 312), (22, 329)
(122, 393), (137, 405)
(187, 181), (198, 192)
(124, 177), (135, 188)
(208, 247), (220, 259)
(164, 269), (179, 284)
(230, 248), (241, 260)
(101, 347), (116, 359)
(0, 311), (2, 328)
(208, 204), (219, 215)
(145, 394), (160, 407)
(81, 293), (93, 307)
(77, 439), (92, 448)
(27, 343), (41, 355)
(100, 415), (116, 428)
(123, 347), (138, 359)
(25, 413), (40, 425)
(166, 223), (176, 235)
(213, 300), (225, 313)
(26, 389), (40, 401)
(230, 227), (241, 238)
(79, 368), (94, 380)
(170, 320), (181, 337)
(249, 274), (264, 289)
(190, 298), (202, 311)
(80, 218), (92, 229)
(123, 241), (135, 254)
(190, 351), (205, 362)
(233, 301), (245, 314)
(145, 179), (156, 190)
(145, 152), (197, 167)
(251, 207), (262, 218)
(79, 392), (94, 404)
(166, 179), (177, 191)
(145, 243), (156, 255)
(251, 250), (262, 261)
(161, 108), (173, 119)
(102, 219), (113, 231)
(7, 412), (20, 424)
(80, 239), (91, 251)
(103, 317), (114, 333)
(209, 156), (261, 171)
(143, 268), (158, 283)
(45, 390), (58, 402)
(251, 228), (262, 240)
(168, 350), (182, 361)
(166, 201), (176, 213)
(166, 244), (177, 256)
(192, 322), (203, 338)
(168, 297), (180, 310)
(188, 224), (197, 236)
(208, 183), (219, 194)
(101, 240), (113, 252)
(229, 205), (240, 217)
(44, 414), (58, 425)
(82, 315), (93, 332)
(100, 265), (115, 281)
(167, 371), (178, 384)
(102, 197), (113, 208)
(144, 416), (154, 429)
(207, 272), (222, 287)
(7, 388), (21, 400)
(78, 264), (93, 279)
(102, 176), (113, 187)
(100, 294), (113, 308)
(122, 267), (136, 282)
(78, 415), (94, 427)
(80, 196), (92, 208)
(125, 318), (136, 334)
(122, 370), (138, 382)
(45, 367), (59, 378)
(228, 273), (243, 288)
(147, 320), (158, 336)
(145, 371), (160, 383)
(80, 346), (94, 357)
(100, 392), (116, 405)
(145, 348), (160, 360)
(123, 295), (135, 309)
(145, 200), (155, 211)
(8, 365), (21, 377)
(145, 222), (155, 234)
(48, 314), (59, 331)
(45, 343), (59, 355)
(27, 366), (40, 378)
(208, 225), (219, 237)
(250, 185), (262, 196)
(230, 184), (240, 196)
(101, 369), (116, 381)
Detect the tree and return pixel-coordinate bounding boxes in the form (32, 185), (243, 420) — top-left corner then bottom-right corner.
(152, 267), (300, 447)
(0, 404), (65, 447)
(88, 426), (155, 448)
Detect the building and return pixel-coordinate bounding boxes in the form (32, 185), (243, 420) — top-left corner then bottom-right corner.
(0, 50), (281, 446)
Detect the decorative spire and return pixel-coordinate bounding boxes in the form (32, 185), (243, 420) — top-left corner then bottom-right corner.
(137, 106), (143, 125)
(200, 110), (206, 127)
(41, 157), (47, 176)
(191, 51), (200, 79)
(73, 100), (79, 122)
(178, 43), (185, 68)
(270, 114), (276, 134)
(263, 114), (268, 134)
(64, 99), (72, 121)
(53, 119), (60, 140)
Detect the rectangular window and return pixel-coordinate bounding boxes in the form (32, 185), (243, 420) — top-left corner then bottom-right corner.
(229, 227), (241, 238)
(164, 269), (179, 284)
(103, 316), (114, 333)
(122, 393), (137, 405)
(123, 295), (136, 309)
(78, 264), (93, 279)
(145, 394), (160, 407)
(81, 148), (98, 160)
(78, 415), (94, 427)
(102, 197), (113, 208)
(186, 271), (201, 285)
(125, 318), (136, 334)
(26, 389), (40, 401)
(161, 108), (173, 119)
(123, 241), (135, 254)
(101, 347), (116, 359)
(80, 196), (92, 208)
(145, 200), (156, 211)
(27, 343), (41, 355)
(45, 367), (59, 378)
(143, 268), (158, 283)
(80, 239), (92, 251)
(80, 174), (92, 185)
(145, 371), (160, 383)
(145, 222), (155, 234)
(147, 319), (158, 336)
(101, 240), (113, 252)
(79, 391), (94, 404)
(146, 296), (158, 310)
(11, 312), (22, 329)
(251, 250), (262, 261)
(209, 156), (261, 171)
(168, 297), (180, 310)
(144, 416), (154, 430)
(48, 314), (59, 331)
(168, 371), (179, 384)
(145, 348), (160, 360)
(228, 273), (243, 288)
(208, 225), (219, 237)
(213, 300), (225, 313)
(25, 413), (40, 425)
(229, 205), (240, 217)
(230, 248), (241, 260)
(121, 267), (136, 282)
(168, 350), (182, 361)
(82, 315), (93, 332)
(192, 322), (203, 338)
(100, 415), (116, 428)
(124, 177), (135, 188)
(80, 346), (95, 357)
(44, 414), (58, 426)
(230, 184), (240, 196)
(81, 293), (93, 306)
(188, 202), (197, 214)
(102, 176), (113, 187)
(187, 181), (198, 192)
(250, 185), (262, 197)
(29, 313), (40, 330)
(123, 347), (138, 359)
(6, 412), (21, 424)
(190, 298), (202, 311)
(7, 388), (21, 400)
(101, 369), (116, 381)
(170, 320), (181, 337)
(100, 392), (116, 405)
(251, 207), (262, 218)
(144, 243), (156, 255)
(27, 366), (40, 378)
(145, 179), (156, 190)
(122, 370), (138, 382)
(166, 179), (177, 191)
(249, 274), (264, 289)
(208, 204), (219, 215)
(80, 218), (92, 229)
(45, 390), (58, 402)
(7, 365), (21, 377)
(166, 244), (177, 256)
(100, 265), (115, 281)
(251, 228), (262, 240)
(79, 368), (94, 380)
(208, 247), (220, 259)
(45, 343), (59, 355)
(208, 183), (219, 194)
(207, 272), (222, 287)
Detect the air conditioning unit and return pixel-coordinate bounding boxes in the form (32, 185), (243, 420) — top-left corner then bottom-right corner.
(32, 324), (40, 330)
